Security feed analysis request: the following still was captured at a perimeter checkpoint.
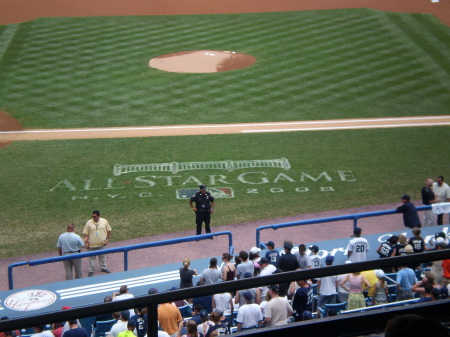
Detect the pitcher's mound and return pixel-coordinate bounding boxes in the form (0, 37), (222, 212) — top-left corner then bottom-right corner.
(0, 111), (23, 148)
(149, 50), (256, 73)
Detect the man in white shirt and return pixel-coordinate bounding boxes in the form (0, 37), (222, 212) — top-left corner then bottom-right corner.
(236, 291), (263, 331)
(257, 257), (276, 299)
(316, 255), (338, 317)
(347, 227), (370, 263)
(433, 175), (450, 225)
(109, 311), (130, 337)
(112, 286), (135, 318)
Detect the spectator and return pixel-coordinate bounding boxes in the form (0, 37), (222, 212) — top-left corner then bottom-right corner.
(158, 302), (182, 337)
(442, 257), (450, 288)
(431, 287), (443, 301)
(212, 291), (233, 316)
(421, 178), (438, 227)
(290, 280), (312, 322)
(117, 319), (137, 337)
(56, 223), (85, 280)
(130, 307), (146, 337)
(278, 241), (300, 272)
(259, 290), (272, 317)
(263, 285), (293, 327)
(373, 270), (388, 305)
(179, 257), (198, 288)
(148, 287), (158, 295)
(83, 210), (112, 277)
(409, 228), (426, 254)
(264, 241), (280, 267)
(204, 312), (227, 337)
(1, 317), (21, 337)
(417, 283), (433, 303)
(433, 175), (450, 225)
(196, 310), (213, 337)
(431, 241), (447, 285)
(221, 253), (236, 281)
(192, 281), (213, 313)
(93, 296), (115, 327)
(412, 271), (440, 297)
(316, 255), (338, 317)
(109, 311), (130, 337)
(340, 272), (370, 310)
(337, 260), (352, 303)
(397, 194), (422, 229)
(377, 235), (398, 273)
(52, 323), (65, 337)
(236, 251), (254, 279)
(395, 234), (409, 256)
(199, 258), (222, 285)
(257, 257), (276, 299)
(295, 244), (312, 270)
(176, 320), (199, 337)
(361, 269), (378, 299)
(396, 265), (418, 301)
(249, 247), (261, 275)
(112, 286), (135, 318)
(31, 326), (54, 337)
(235, 272), (261, 307)
(189, 304), (203, 325)
(347, 227), (370, 262)
(236, 291), (264, 331)
(309, 245), (322, 270)
(62, 320), (88, 337)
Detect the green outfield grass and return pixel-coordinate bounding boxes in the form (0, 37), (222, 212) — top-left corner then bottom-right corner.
(0, 127), (449, 258)
(0, 9), (449, 128)
(0, 9), (449, 258)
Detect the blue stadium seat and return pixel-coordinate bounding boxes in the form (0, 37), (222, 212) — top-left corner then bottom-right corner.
(178, 304), (192, 318)
(91, 319), (116, 337)
(385, 273), (397, 285)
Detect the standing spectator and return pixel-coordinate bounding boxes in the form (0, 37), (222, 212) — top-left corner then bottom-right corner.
(129, 307), (146, 337)
(204, 312), (227, 337)
(264, 241), (280, 267)
(395, 234), (409, 256)
(199, 258), (222, 285)
(236, 251), (254, 279)
(158, 302), (182, 337)
(62, 320), (88, 337)
(109, 311), (130, 337)
(221, 253), (235, 281)
(212, 292), (233, 316)
(249, 247), (261, 275)
(83, 210), (111, 277)
(263, 285), (293, 327)
(309, 245), (322, 269)
(376, 235), (397, 273)
(278, 242), (300, 272)
(52, 322), (65, 337)
(397, 194), (421, 228)
(176, 320), (199, 337)
(290, 280), (313, 322)
(422, 178), (438, 227)
(117, 320), (137, 337)
(340, 272), (371, 310)
(361, 269), (378, 299)
(193, 281), (213, 313)
(433, 176), (450, 225)
(57, 223), (85, 280)
(196, 310), (213, 337)
(347, 227), (370, 263)
(234, 272), (261, 307)
(337, 261), (352, 303)
(93, 296), (114, 327)
(373, 270), (388, 305)
(316, 255), (338, 317)
(396, 265), (418, 300)
(112, 286), (135, 318)
(431, 241), (447, 285)
(236, 291), (264, 331)
(408, 228), (426, 254)
(257, 257), (276, 299)
(189, 184), (215, 235)
(442, 257), (450, 288)
(295, 244), (312, 270)
(179, 257), (198, 288)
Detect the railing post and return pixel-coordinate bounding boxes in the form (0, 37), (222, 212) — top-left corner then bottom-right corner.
(147, 303), (158, 337)
(124, 251), (128, 271)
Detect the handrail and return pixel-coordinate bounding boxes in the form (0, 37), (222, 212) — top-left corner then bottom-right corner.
(255, 205), (431, 247)
(1, 250), (449, 337)
(8, 231), (233, 290)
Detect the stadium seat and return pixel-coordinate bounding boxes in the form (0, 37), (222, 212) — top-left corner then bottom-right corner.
(178, 304), (192, 318)
(91, 319), (116, 337)
(325, 302), (347, 315)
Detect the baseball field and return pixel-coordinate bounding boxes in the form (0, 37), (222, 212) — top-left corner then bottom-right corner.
(0, 5), (449, 259)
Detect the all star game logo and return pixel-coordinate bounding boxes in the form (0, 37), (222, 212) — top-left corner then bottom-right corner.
(177, 187), (234, 199)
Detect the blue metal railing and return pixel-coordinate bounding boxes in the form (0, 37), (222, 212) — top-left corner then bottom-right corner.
(8, 231), (233, 290)
(255, 205), (431, 247)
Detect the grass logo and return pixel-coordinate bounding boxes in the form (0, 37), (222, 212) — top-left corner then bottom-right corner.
(177, 187), (234, 199)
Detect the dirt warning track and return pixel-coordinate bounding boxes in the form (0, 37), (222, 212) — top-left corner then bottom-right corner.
(0, 116), (449, 142)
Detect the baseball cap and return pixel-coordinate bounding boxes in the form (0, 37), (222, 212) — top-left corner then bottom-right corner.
(61, 306), (72, 310)
(148, 287), (158, 294)
(199, 310), (208, 317)
(375, 269), (386, 279)
(128, 318), (137, 327)
(269, 284), (279, 292)
(325, 254), (335, 264)
(258, 257), (269, 265)
(401, 194), (411, 200)
(284, 241), (293, 250)
(266, 241), (275, 247)
(243, 291), (253, 300)
(250, 247), (261, 254)
(436, 237), (445, 244)
(120, 310), (130, 320)
(199, 184), (207, 189)
(309, 245), (319, 253)
(354, 227), (362, 235)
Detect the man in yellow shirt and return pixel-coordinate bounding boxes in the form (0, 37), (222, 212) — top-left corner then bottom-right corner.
(83, 210), (112, 277)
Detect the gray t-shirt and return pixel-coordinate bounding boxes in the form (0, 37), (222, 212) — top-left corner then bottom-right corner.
(237, 261), (254, 278)
(200, 268), (222, 284)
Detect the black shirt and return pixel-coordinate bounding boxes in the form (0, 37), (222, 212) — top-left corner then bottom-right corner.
(421, 187), (435, 205)
(190, 191), (214, 210)
(278, 252), (300, 272)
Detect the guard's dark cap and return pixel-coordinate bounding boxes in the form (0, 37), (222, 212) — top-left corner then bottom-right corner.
(199, 184), (207, 189)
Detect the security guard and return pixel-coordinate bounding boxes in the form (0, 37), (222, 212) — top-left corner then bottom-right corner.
(189, 184), (215, 235)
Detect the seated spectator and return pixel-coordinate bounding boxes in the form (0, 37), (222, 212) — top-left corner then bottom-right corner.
(395, 234), (409, 256)
(249, 247), (262, 275)
(431, 241), (447, 285)
(31, 326), (54, 337)
(417, 283), (433, 303)
(236, 251), (254, 279)
(221, 253), (236, 281)
(236, 291), (264, 331)
(412, 271), (440, 297)
(176, 320), (199, 337)
(62, 320), (88, 337)
(93, 296), (115, 327)
(409, 228), (426, 253)
(377, 235), (398, 273)
(52, 322), (65, 337)
(189, 304), (204, 325)
(204, 312), (227, 337)
(179, 258), (198, 289)
(235, 272), (261, 307)
(196, 310), (213, 337)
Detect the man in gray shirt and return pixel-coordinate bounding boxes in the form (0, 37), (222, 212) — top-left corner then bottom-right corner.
(57, 223), (85, 280)
(295, 244), (312, 270)
(200, 258), (222, 284)
(236, 250), (255, 279)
